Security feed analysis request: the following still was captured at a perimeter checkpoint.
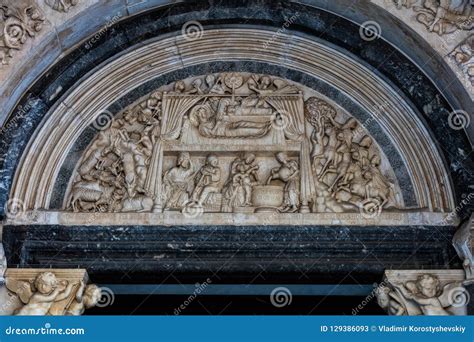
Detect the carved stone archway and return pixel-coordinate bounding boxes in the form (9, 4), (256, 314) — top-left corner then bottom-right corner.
(0, 0), (472, 316)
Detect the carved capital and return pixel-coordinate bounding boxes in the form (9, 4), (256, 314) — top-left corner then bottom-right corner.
(4, 268), (101, 315)
(377, 269), (468, 315)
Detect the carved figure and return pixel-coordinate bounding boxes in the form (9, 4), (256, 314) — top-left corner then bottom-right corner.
(222, 154), (260, 210)
(189, 101), (272, 139)
(375, 286), (406, 315)
(266, 152), (300, 212)
(305, 97), (398, 212)
(65, 281), (101, 316)
(413, 0), (473, 35)
(163, 152), (194, 210)
(396, 274), (462, 315)
(16, 272), (74, 315)
(192, 154), (221, 206)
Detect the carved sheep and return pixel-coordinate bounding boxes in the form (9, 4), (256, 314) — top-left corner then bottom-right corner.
(69, 182), (115, 212)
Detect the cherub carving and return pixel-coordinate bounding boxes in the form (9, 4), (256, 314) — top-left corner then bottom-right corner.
(65, 281), (102, 316)
(396, 274), (465, 315)
(15, 272), (75, 316)
(266, 152), (300, 212)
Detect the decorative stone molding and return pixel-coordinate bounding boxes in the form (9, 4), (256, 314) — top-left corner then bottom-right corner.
(4, 268), (101, 315)
(453, 214), (474, 283)
(8, 30), (455, 221)
(391, 0), (473, 35)
(45, 0), (78, 13)
(377, 270), (468, 315)
(0, 2), (45, 65)
(449, 35), (473, 86)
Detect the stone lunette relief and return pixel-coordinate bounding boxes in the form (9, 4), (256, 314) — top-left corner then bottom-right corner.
(66, 73), (402, 214)
(377, 270), (468, 315)
(392, 0), (473, 35)
(5, 269), (101, 315)
(0, 2), (44, 65)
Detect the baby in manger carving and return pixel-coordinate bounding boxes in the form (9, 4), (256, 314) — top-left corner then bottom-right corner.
(66, 73), (402, 215)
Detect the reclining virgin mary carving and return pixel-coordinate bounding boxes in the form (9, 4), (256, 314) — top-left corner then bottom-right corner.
(188, 99), (272, 139)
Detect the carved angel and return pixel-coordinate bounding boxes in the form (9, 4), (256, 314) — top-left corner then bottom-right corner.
(395, 274), (467, 315)
(15, 272), (75, 316)
(65, 281), (102, 316)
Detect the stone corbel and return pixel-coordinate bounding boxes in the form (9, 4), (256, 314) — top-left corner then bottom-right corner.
(2, 268), (101, 315)
(376, 270), (468, 315)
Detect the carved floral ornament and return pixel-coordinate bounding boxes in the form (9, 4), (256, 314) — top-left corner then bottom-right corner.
(0, 3), (44, 65)
(66, 73), (403, 216)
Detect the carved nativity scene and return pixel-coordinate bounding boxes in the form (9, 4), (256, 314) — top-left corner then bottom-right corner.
(67, 73), (403, 217)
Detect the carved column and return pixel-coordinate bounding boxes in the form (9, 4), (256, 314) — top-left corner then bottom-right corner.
(2, 268), (102, 315)
(376, 270), (468, 315)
